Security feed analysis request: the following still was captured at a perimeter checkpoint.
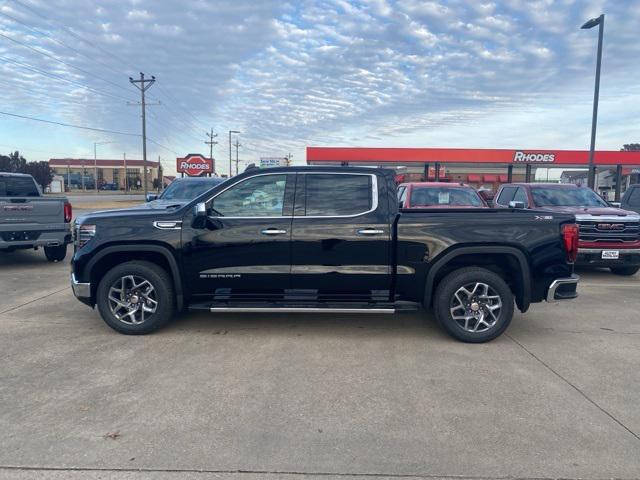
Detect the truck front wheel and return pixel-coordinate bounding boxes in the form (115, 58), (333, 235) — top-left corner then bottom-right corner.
(433, 267), (514, 343)
(96, 261), (175, 334)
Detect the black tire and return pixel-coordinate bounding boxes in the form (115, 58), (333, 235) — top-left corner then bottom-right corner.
(432, 267), (514, 343)
(610, 266), (639, 276)
(96, 261), (175, 335)
(44, 244), (67, 262)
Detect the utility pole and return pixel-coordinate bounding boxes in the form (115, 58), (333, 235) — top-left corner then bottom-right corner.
(123, 152), (127, 192)
(129, 72), (155, 197)
(284, 153), (293, 166)
(228, 130), (240, 177)
(233, 138), (241, 175)
(205, 129), (218, 176)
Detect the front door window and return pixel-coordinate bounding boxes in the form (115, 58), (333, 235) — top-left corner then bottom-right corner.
(212, 175), (287, 217)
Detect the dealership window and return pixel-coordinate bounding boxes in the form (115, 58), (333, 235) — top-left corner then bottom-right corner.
(304, 174), (372, 216)
(213, 174), (287, 217)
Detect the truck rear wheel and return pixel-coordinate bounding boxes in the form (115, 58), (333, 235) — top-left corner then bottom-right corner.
(96, 261), (175, 335)
(44, 245), (67, 262)
(433, 267), (514, 343)
(610, 266), (639, 276)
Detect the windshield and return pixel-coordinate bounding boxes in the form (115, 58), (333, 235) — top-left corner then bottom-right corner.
(159, 179), (224, 201)
(410, 186), (484, 207)
(530, 187), (608, 207)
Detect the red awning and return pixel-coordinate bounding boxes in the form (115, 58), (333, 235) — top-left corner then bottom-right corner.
(467, 174), (482, 182)
(483, 174), (498, 182)
(499, 174), (508, 182)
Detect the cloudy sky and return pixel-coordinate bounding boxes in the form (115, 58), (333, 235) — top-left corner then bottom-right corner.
(1, 0), (639, 175)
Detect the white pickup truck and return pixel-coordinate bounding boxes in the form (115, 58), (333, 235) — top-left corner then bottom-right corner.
(0, 172), (72, 261)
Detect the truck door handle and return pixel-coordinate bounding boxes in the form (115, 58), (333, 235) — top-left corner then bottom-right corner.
(260, 228), (287, 235)
(357, 228), (384, 236)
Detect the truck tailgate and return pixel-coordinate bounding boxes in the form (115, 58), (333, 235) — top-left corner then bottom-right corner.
(0, 197), (64, 225)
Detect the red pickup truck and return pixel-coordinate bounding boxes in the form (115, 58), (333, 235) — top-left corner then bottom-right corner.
(398, 182), (489, 209)
(495, 183), (640, 275)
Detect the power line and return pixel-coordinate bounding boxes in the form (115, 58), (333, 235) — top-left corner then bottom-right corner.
(9, 0), (139, 72)
(0, 10), (129, 79)
(6, 0), (211, 142)
(0, 32), (135, 98)
(1, 55), (132, 102)
(147, 137), (179, 156)
(147, 109), (206, 144)
(0, 110), (140, 136)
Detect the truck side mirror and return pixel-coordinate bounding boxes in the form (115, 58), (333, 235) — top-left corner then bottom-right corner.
(146, 193), (158, 202)
(194, 202), (207, 217)
(508, 200), (525, 209)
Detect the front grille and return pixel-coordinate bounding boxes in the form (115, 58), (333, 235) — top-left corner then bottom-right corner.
(578, 220), (640, 243)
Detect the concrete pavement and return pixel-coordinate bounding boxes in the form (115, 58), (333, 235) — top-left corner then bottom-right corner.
(0, 247), (639, 480)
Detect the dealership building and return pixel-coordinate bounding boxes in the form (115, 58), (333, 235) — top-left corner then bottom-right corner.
(307, 147), (640, 201)
(49, 158), (160, 190)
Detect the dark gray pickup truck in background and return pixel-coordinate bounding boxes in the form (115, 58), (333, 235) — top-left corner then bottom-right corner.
(0, 172), (72, 261)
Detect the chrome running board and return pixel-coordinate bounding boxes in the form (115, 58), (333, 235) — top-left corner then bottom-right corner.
(209, 307), (396, 314)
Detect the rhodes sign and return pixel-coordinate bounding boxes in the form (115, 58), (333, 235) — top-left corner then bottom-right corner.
(176, 154), (213, 176)
(513, 151), (556, 163)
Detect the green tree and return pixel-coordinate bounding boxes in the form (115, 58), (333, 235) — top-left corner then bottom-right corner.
(23, 161), (54, 190)
(0, 151), (27, 172)
(621, 143), (640, 151)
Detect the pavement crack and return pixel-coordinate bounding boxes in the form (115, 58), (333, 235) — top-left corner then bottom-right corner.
(0, 287), (70, 315)
(506, 333), (640, 443)
(1, 465), (637, 480)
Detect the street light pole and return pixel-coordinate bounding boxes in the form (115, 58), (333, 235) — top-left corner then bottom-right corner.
(228, 130), (240, 177)
(581, 14), (605, 190)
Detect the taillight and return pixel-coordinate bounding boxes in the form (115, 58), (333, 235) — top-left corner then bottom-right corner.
(562, 223), (579, 263)
(64, 202), (72, 223)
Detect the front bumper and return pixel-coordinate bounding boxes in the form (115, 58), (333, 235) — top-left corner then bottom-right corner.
(577, 248), (640, 267)
(71, 273), (91, 299)
(546, 274), (579, 302)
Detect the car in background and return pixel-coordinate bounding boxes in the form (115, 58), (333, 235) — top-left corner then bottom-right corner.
(495, 183), (640, 276)
(398, 182), (489, 209)
(100, 183), (118, 191)
(0, 172), (72, 261)
(144, 176), (227, 206)
(621, 184), (640, 214)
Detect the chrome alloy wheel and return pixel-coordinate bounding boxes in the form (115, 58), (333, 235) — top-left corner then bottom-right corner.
(108, 275), (158, 325)
(449, 282), (502, 333)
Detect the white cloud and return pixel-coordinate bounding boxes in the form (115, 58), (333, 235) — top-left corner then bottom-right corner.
(0, 0), (638, 172)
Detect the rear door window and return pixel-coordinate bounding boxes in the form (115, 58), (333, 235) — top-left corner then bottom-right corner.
(303, 174), (373, 216)
(495, 186), (516, 206)
(0, 176), (39, 197)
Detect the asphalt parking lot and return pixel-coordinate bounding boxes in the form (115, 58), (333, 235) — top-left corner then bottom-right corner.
(1, 219), (639, 479)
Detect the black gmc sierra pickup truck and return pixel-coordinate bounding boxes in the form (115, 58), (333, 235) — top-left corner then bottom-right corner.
(71, 166), (579, 342)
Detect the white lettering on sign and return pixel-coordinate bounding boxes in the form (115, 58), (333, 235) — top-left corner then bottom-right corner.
(513, 151), (556, 163)
(180, 161), (209, 170)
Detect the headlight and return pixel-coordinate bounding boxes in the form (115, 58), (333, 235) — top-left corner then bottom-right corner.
(75, 224), (96, 248)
